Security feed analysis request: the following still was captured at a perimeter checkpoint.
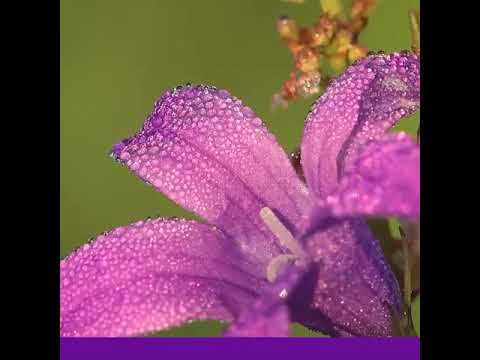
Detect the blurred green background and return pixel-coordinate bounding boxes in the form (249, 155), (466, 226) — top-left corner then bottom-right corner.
(61, 0), (420, 336)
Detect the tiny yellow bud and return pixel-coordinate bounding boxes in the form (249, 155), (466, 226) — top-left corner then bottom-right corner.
(336, 29), (354, 48)
(327, 30), (354, 55)
(320, 0), (343, 17)
(296, 48), (320, 73)
(347, 45), (368, 63)
(328, 53), (347, 73)
(277, 16), (299, 41)
(311, 16), (336, 47)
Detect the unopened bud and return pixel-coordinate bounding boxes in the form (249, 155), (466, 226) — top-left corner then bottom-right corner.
(277, 16), (299, 41)
(281, 73), (298, 100)
(286, 40), (305, 57)
(347, 45), (368, 63)
(296, 48), (320, 73)
(297, 71), (322, 97)
(328, 53), (347, 73)
(335, 29), (354, 51)
(314, 16), (336, 45)
(320, 0), (343, 17)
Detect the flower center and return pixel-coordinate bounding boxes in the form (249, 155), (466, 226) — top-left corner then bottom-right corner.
(260, 207), (306, 282)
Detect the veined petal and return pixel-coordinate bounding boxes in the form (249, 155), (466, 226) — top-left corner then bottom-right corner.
(301, 219), (402, 336)
(112, 85), (310, 264)
(301, 53), (420, 197)
(60, 218), (265, 337)
(324, 133), (420, 221)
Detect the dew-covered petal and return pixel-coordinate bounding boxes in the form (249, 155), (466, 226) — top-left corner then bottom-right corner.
(60, 218), (266, 337)
(300, 219), (402, 336)
(301, 52), (420, 197)
(224, 299), (290, 337)
(112, 85), (310, 265)
(323, 133), (419, 221)
(224, 264), (305, 337)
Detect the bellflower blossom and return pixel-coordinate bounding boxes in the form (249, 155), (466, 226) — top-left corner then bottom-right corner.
(60, 52), (420, 337)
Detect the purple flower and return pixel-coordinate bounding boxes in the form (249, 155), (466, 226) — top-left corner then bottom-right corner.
(60, 52), (420, 337)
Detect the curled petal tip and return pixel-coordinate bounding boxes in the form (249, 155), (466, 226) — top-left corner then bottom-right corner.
(301, 52), (420, 197)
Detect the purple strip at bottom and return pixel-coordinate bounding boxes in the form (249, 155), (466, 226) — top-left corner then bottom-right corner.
(61, 337), (420, 360)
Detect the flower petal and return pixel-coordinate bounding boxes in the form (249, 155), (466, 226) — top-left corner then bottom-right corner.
(301, 219), (402, 336)
(301, 53), (420, 197)
(323, 133), (419, 221)
(224, 264), (305, 337)
(223, 299), (290, 337)
(60, 218), (266, 336)
(112, 85), (310, 264)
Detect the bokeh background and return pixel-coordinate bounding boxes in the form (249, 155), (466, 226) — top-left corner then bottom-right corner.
(61, 0), (420, 336)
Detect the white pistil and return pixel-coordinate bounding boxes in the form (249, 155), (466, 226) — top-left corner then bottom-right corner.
(260, 207), (306, 283)
(266, 254), (296, 282)
(260, 207), (306, 259)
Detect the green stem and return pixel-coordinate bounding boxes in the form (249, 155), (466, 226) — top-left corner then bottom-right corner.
(408, 9), (420, 52)
(399, 226), (417, 336)
(399, 226), (411, 308)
